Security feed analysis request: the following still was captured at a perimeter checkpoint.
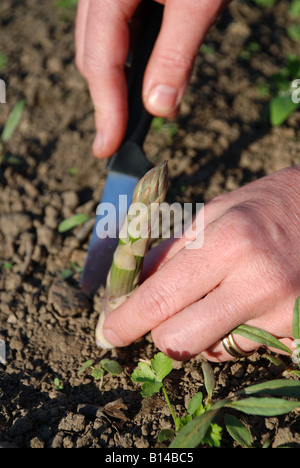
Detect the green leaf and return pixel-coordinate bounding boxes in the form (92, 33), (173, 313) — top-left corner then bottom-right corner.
(151, 117), (165, 133)
(56, 0), (78, 9)
(201, 361), (216, 400)
(151, 352), (173, 382)
(228, 397), (300, 416)
(187, 392), (203, 416)
(252, 0), (277, 6)
(287, 24), (300, 42)
(202, 422), (222, 448)
(286, 54), (300, 77)
(239, 379), (300, 399)
(224, 414), (252, 448)
(292, 297), (300, 343)
(270, 94), (300, 126)
(60, 269), (74, 279)
(58, 213), (90, 233)
(232, 324), (293, 355)
(289, 0), (300, 17)
(91, 367), (104, 380)
(140, 381), (163, 398)
(0, 262), (13, 270)
(2, 154), (24, 166)
(264, 354), (287, 371)
(1, 100), (26, 143)
(77, 359), (93, 376)
(158, 428), (175, 443)
(0, 53), (7, 70)
(100, 359), (122, 375)
(169, 399), (229, 448)
(131, 361), (157, 383)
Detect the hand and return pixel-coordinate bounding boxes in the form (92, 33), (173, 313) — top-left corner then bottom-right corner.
(101, 165), (300, 361)
(75, 0), (229, 158)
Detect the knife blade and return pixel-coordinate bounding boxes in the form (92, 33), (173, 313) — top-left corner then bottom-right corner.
(80, 0), (164, 296)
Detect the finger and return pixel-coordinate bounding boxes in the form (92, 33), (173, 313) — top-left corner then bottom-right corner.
(150, 279), (257, 361)
(152, 286), (296, 362)
(75, 0), (90, 68)
(75, 0), (140, 158)
(202, 335), (295, 363)
(102, 216), (240, 347)
(142, 192), (235, 280)
(143, 0), (227, 116)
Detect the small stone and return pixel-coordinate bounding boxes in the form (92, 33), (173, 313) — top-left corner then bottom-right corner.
(61, 191), (79, 209)
(0, 213), (32, 237)
(36, 225), (55, 249)
(48, 280), (91, 317)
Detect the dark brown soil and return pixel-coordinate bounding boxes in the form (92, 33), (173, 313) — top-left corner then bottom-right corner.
(0, 0), (300, 449)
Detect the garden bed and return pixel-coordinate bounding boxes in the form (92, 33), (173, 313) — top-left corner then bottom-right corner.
(0, 0), (300, 448)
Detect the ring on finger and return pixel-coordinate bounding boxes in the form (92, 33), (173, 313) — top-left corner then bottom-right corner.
(221, 332), (257, 358)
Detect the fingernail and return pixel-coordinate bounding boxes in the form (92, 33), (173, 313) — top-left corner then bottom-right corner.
(147, 84), (179, 114)
(95, 313), (123, 349)
(92, 132), (103, 156)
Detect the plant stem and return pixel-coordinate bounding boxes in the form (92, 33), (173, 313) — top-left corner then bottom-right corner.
(162, 384), (180, 431)
(95, 161), (168, 348)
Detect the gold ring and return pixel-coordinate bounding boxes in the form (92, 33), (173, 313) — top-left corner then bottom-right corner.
(221, 333), (257, 358)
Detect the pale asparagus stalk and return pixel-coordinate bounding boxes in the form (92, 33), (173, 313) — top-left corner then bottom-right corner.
(96, 161), (168, 348)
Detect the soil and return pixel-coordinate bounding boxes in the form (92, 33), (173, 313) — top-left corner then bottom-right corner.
(0, 0), (300, 449)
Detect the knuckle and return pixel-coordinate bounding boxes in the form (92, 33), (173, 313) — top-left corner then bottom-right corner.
(78, 50), (103, 79)
(218, 205), (258, 254)
(138, 285), (173, 324)
(155, 47), (193, 78)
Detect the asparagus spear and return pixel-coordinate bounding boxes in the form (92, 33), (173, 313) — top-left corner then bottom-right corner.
(96, 161), (168, 348)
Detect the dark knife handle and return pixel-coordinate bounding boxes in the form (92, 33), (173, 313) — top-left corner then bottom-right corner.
(107, 0), (164, 176)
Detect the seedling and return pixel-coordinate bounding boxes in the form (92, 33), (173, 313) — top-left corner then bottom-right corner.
(287, 24), (300, 42)
(289, 0), (300, 17)
(56, 0), (78, 9)
(252, 0), (277, 6)
(239, 41), (261, 61)
(151, 117), (178, 138)
(58, 213), (90, 233)
(0, 262), (13, 271)
(78, 359), (122, 390)
(67, 167), (78, 176)
(131, 353), (222, 447)
(268, 55), (300, 126)
(0, 53), (7, 70)
(60, 261), (83, 279)
(53, 378), (63, 391)
(0, 100), (26, 166)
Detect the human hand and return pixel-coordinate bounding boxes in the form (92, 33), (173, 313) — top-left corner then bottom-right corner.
(99, 165), (300, 361)
(75, 0), (229, 159)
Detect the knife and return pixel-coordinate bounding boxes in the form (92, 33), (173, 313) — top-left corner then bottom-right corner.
(80, 0), (164, 296)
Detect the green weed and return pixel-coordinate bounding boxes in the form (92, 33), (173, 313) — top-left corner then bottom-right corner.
(0, 100), (26, 166)
(78, 359), (122, 390)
